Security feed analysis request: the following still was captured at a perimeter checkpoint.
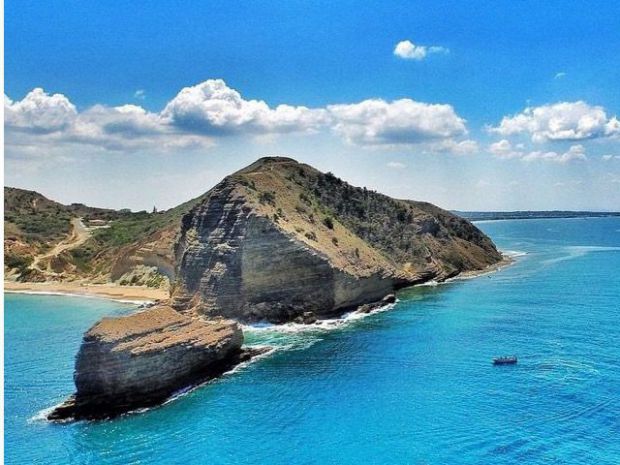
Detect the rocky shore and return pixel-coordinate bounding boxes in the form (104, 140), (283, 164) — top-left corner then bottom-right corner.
(48, 306), (267, 421)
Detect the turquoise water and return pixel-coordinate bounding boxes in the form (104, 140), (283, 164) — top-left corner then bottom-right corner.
(5, 218), (620, 464)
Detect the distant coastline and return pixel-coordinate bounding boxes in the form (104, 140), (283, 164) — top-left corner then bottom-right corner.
(455, 211), (620, 222)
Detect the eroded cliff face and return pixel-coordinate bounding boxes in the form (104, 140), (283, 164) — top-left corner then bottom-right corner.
(171, 157), (502, 323)
(49, 306), (248, 421)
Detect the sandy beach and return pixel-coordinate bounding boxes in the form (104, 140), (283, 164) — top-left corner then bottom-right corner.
(4, 281), (169, 302)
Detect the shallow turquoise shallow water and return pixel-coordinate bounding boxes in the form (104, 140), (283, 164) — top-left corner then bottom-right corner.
(5, 218), (620, 464)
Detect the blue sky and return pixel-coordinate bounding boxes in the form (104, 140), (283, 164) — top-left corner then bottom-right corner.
(5, 1), (620, 211)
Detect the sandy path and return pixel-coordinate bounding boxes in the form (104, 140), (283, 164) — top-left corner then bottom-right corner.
(31, 218), (92, 272)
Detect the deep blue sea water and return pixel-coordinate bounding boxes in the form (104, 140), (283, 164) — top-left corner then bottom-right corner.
(5, 218), (620, 464)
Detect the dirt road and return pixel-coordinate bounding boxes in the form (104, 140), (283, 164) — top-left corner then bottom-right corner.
(31, 218), (92, 272)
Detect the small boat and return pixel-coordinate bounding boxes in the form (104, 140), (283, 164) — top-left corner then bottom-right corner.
(493, 356), (518, 365)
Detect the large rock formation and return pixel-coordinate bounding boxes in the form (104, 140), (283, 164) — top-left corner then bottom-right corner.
(48, 306), (256, 421)
(171, 157), (502, 323)
(48, 156), (503, 421)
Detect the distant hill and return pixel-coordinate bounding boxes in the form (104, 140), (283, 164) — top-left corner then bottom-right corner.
(4, 186), (205, 285)
(456, 211), (620, 221)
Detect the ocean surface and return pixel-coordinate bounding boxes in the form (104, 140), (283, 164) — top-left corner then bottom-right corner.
(5, 217), (620, 464)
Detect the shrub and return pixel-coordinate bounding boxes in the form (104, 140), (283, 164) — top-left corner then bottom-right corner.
(299, 192), (312, 206)
(5, 253), (33, 273)
(322, 216), (334, 229)
(305, 231), (317, 241)
(259, 191), (276, 206)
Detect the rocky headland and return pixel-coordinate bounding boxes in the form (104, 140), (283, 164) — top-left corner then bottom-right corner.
(23, 156), (503, 421)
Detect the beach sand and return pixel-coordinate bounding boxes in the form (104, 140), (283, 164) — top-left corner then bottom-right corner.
(4, 281), (168, 302)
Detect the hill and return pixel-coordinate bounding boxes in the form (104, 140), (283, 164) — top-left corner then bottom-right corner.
(170, 157), (502, 322)
(4, 186), (205, 286)
(5, 157), (502, 318)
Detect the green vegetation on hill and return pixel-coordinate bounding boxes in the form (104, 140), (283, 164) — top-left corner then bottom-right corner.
(4, 186), (206, 282)
(233, 158), (499, 272)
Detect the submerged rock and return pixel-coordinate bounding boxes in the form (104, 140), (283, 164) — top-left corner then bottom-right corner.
(293, 311), (318, 325)
(356, 294), (397, 314)
(48, 306), (260, 421)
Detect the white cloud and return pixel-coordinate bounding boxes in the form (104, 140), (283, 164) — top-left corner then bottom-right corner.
(521, 144), (588, 163)
(554, 72), (566, 79)
(327, 98), (466, 145)
(161, 79), (330, 135)
(488, 139), (588, 163)
(602, 154), (620, 161)
(5, 88), (77, 133)
(488, 139), (523, 159)
(5, 79), (471, 156)
(134, 89), (146, 100)
(387, 161), (406, 169)
(432, 138), (479, 155)
(490, 101), (620, 143)
(393, 40), (449, 61)
(4, 91), (211, 154)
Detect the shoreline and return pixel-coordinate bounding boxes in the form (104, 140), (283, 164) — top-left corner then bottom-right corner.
(4, 254), (517, 305)
(451, 253), (516, 280)
(4, 281), (168, 303)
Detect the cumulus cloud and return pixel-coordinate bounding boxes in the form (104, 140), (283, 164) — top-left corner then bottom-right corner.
(521, 144), (588, 163)
(488, 139), (523, 159)
(160, 79), (329, 135)
(387, 161), (406, 169)
(431, 138), (479, 155)
(490, 101), (620, 143)
(488, 139), (588, 163)
(328, 98), (466, 145)
(4, 88), (77, 133)
(5, 79), (472, 156)
(4, 90), (211, 154)
(602, 154), (620, 161)
(393, 40), (449, 60)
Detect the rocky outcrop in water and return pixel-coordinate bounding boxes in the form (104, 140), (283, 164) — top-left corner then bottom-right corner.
(48, 306), (259, 421)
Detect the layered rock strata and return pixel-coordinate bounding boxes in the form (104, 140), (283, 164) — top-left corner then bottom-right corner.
(171, 157), (502, 323)
(48, 306), (257, 421)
